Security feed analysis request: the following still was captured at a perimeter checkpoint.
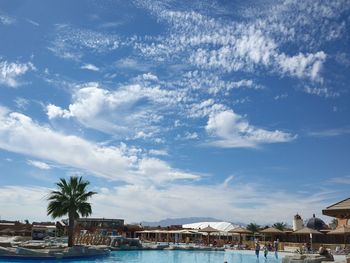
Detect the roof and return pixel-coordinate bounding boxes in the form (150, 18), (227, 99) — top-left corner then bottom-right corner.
(327, 225), (350, 235)
(228, 227), (252, 234)
(322, 197), (350, 218)
(183, 222), (239, 232)
(260, 227), (285, 234)
(306, 214), (327, 230)
(198, 226), (219, 233)
(293, 227), (323, 235)
(77, 218), (124, 222)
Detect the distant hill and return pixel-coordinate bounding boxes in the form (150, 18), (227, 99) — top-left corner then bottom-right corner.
(141, 217), (245, 227)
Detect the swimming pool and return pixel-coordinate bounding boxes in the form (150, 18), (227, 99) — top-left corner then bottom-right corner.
(0, 250), (283, 263)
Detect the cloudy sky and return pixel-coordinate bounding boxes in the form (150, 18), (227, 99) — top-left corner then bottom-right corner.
(0, 0), (349, 224)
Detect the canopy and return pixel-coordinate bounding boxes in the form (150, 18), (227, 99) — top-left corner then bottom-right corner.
(183, 221), (239, 232)
(322, 197), (350, 219)
(327, 225), (350, 235)
(199, 226), (219, 233)
(260, 227), (285, 234)
(228, 227), (252, 234)
(293, 227), (323, 235)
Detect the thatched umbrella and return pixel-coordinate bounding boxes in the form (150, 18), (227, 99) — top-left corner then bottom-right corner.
(229, 227), (252, 244)
(0, 228), (15, 236)
(293, 227), (323, 249)
(260, 227), (285, 242)
(199, 225), (219, 245)
(327, 225), (350, 247)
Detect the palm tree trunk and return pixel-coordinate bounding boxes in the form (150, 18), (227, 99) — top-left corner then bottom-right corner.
(68, 213), (75, 247)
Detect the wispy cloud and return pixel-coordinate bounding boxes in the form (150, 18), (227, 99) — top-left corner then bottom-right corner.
(329, 175), (350, 185)
(14, 97), (29, 110)
(80, 63), (100, 71)
(0, 60), (35, 87)
(303, 86), (340, 98)
(149, 149), (169, 156)
(26, 19), (39, 27)
(133, 2), (329, 82)
(308, 128), (350, 137)
(27, 160), (51, 170)
(0, 14), (15, 25)
(49, 24), (123, 61)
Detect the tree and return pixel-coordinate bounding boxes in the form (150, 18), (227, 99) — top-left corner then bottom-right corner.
(47, 176), (96, 247)
(273, 222), (287, 231)
(246, 223), (261, 233)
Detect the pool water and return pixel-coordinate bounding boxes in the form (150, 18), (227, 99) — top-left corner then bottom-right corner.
(0, 250), (283, 263)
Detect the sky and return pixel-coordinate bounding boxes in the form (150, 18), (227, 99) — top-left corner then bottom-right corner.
(0, 0), (349, 225)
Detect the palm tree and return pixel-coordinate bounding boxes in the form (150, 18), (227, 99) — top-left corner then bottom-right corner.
(246, 223), (261, 234)
(47, 176), (96, 247)
(273, 222), (287, 231)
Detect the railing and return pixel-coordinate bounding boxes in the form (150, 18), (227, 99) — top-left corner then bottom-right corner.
(74, 234), (111, 246)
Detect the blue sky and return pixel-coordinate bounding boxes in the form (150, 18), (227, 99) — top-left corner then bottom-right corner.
(0, 0), (349, 224)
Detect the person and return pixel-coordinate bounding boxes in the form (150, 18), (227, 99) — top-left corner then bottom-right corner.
(255, 242), (261, 258)
(306, 242), (311, 253)
(267, 242), (272, 251)
(273, 239), (279, 258)
(263, 244), (268, 258)
(319, 246), (334, 260)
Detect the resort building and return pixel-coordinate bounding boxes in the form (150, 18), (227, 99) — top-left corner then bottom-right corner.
(74, 218), (142, 238)
(323, 197), (350, 226)
(31, 224), (56, 240)
(292, 214), (303, 231)
(0, 220), (31, 237)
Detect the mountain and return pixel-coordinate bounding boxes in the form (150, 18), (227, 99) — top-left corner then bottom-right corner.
(140, 217), (244, 227)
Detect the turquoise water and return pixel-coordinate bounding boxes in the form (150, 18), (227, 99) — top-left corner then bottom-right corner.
(0, 250), (283, 263)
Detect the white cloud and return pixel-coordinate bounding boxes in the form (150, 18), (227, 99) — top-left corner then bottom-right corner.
(81, 63), (100, 71)
(0, 60), (35, 87)
(134, 5), (328, 82)
(274, 93), (288, 100)
(46, 83), (185, 139)
(206, 110), (295, 148)
(277, 52), (326, 82)
(0, 107), (198, 185)
(308, 128), (350, 137)
(0, 14), (15, 25)
(27, 160), (51, 170)
(0, 186), (48, 221)
(183, 132), (198, 140)
(46, 104), (71, 119)
(149, 149), (168, 156)
(329, 175), (350, 185)
(188, 99), (228, 118)
(181, 70), (257, 95)
(50, 25), (122, 61)
(14, 97), (29, 110)
(26, 19), (39, 27)
(0, 180), (335, 224)
(115, 58), (151, 72)
(303, 86), (340, 98)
